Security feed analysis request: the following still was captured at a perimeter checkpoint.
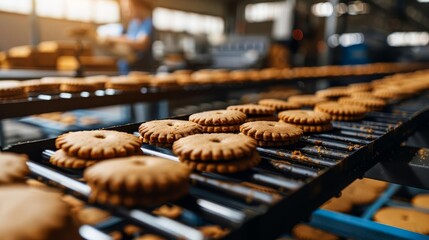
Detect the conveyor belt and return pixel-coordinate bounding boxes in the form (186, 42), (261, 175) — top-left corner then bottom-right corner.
(5, 92), (429, 240)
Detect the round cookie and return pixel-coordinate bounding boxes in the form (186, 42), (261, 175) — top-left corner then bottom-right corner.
(347, 83), (372, 93)
(240, 121), (303, 142)
(358, 178), (388, 193)
(180, 151), (261, 173)
(60, 79), (98, 92)
(412, 194), (429, 210)
(0, 185), (79, 240)
(107, 76), (148, 91)
(56, 130), (142, 160)
(50, 149), (98, 169)
(0, 152), (29, 184)
(288, 95), (328, 107)
(199, 225), (230, 239)
(374, 207), (429, 234)
(173, 133), (257, 161)
(372, 88), (405, 100)
(338, 97), (386, 111)
(321, 197), (353, 213)
(341, 182), (379, 205)
(316, 87), (349, 98)
(258, 99), (301, 111)
(21, 79), (60, 94)
(278, 110), (331, 125)
(227, 104), (275, 115)
(152, 205), (183, 219)
(139, 120), (203, 146)
(315, 102), (367, 116)
(292, 224), (339, 240)
(349, 92), (379, 99)
(296, 123), (333, 133)
(84, 156), (190, 194)
(189, 110), (246, 126)
(135, 234), (166, 240)
(0, 80), (25, 97)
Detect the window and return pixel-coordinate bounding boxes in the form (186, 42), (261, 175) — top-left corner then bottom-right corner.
(153, 7), (224, 36)
(0, 0), (119, 23)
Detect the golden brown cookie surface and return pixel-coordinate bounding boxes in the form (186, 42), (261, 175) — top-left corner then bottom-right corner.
(139, 119), (203, 146)
(227, 104), (275, 115)
(278, 110), (331, 125)
(0, 185), (79, 240)
(77, 207), (111, 225)
(338, 97), (386, 111)
(240, 121), (303, 142)
(321, 197), (353, 213)
(199, 225), (230, 239)
(189, 110), (246, 126)
(152, 204), (183, 219)
(56, 130), (142, 159)
(0, 152), (29, 184)
(50, 149), (98, 169)
(316, 87), (349, 98)
(315, 102), (367, 116)
(258, 99), (301, 111)
(173, 133), (257, 161)
(288, 95), (328, 107)
(374, 207), (429, 234)
(292, 224), (339, 240)
(200, 125), (241, 133)
(412, 194), (429, 209)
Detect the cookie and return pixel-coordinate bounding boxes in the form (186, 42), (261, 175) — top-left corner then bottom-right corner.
(26, 179), (47, 188)
(240, 121), (303, 142)
(84, 156), (190, 195)
(314, 102), (367, 121)
(338, 97), (387, 111)
(357, 178), (388, 193)
(201, 125), (240, 133)
(85, 75), (109, 89)
(0, 152), (29, 184)
(21, 79), (60, 94)
(288, 95), (328, 107)
(199, 225), (230, 239)
(60, 78), (99, 92)
(107, 76), (148, 91)
(62, 195), (85, 210)
(0, 185), (79, 240)
(292, 224), (339, 240)
(56, 130), (142, 160)
(278, 110), (331, 125)
(295, 123), (333, 133)
(321, 197), (353, 213)
(412, 194), (429, 209)
(50, 149), (98, 169)
(374, 207), (429, 234)
(227, 104), (275, 116)
(245, 115), (279, 122)
(347, 82), (372, 93)
(139, 120), (203, 146)
(316, 87), (349, 98)
(349, 92), (379, 99)
(150, 74), (178, 87)
(152, 204), (182, 219)
(372, 88), (405, 100)
(0, 80), (25, 97)
(77, 207), (111, 225)
(124, 225), (142, 236)
(135, 234), (166, 240)
(189, 110), (247, 126)
(172, 133), (257, 161)
(341, 182), (379, 205)
(256, 140), (300, 147)
(258, 99), (301, 111)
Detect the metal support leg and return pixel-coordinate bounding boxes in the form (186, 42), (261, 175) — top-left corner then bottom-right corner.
(0, 120), (5, 149)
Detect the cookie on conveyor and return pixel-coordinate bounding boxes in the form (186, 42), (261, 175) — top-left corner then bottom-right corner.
(107, 76), (149, 91)
(374, 207), (429, 234)
(372, 88), (406, 100)
(0, 80), (28, 102)
(173, 133), (257, 161)
(60, 78), (99, 92)
(56, 130), (142, 159)
(258, 99), (301, 112)
(139, 119), (203, 146)
(288, 94), (328, 107)
(292, 224), (339, 240)
(412, 194), (429, 210)
(227, 104), (275, 116)
(278, 110), (333, 133)
(341, 181), (379, 205)
(50, 149), (98, 169)
(199, 225), (230, 239)
(21, 79), (61, 94)
(338, 97), (387, 111)
(84, 156), (190, 207)
(77, 207), (111, 225)
(347, 82), (372, 93)
(0, 185), (79, 240)
(189, 110), (246, 133)
(316, 86), (349, 99)
(315, 102), (367, 121)
(321, 196), (353, 213)
(152, 204), (183, 219)
(173, 134), (260, 173)
(0, 152), (29, 184)
(240, 121), (303, 146)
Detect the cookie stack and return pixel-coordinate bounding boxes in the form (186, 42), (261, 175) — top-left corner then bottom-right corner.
(315, 102), (367, 121)
(84, 156), (191, 207)
(173, 134), (261, 174)
(139, 119), (203, 147)
(189, 110), (246, 133)
(240, 121), (303, 147)
(227, 104), (276, 122)
(338, 96), (386, 111)
(316, 86), (350, 99)
(278, 110), (333, 133)
(258, 99), (300, 112)
(288, 94), (328, 107)
(50, 130), (142, 169)
(0, 81), (28, 102)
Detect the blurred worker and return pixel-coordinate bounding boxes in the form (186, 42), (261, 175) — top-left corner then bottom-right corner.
(106, 0), (154, 74)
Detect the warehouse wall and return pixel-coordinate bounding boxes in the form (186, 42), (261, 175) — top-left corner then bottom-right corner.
(0, 0), (226, 51)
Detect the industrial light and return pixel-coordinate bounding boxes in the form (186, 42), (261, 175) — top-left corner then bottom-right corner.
(311, 2), (334, 17)
(328, 33), (364, 47)
(387, 32), (429, 47)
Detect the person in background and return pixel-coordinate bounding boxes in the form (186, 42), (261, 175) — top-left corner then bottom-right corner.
(106, 0), (154, 74)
